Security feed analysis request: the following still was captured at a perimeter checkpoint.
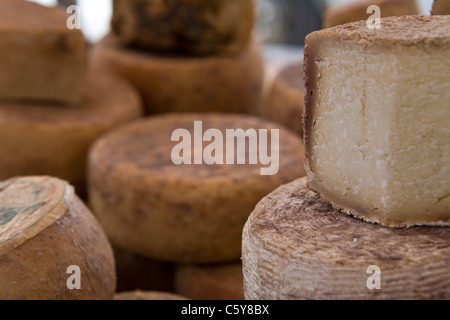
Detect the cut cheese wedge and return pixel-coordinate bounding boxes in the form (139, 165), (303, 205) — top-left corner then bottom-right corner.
(243, 177), (450, 300)
(0, 176), (116, 300)
(304, 16), (450, 227)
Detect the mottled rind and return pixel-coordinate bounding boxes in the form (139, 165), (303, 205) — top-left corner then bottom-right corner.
(0, 71), (143, 194)
(88, 113), (306, 263)
(111, 0), (254, 55)
(175, 263), (244, 300)
(243, 177), (450, 300)
(0, 176), (116, 300)
(92, 34), (263, 115)
(115, 291), (188, 301)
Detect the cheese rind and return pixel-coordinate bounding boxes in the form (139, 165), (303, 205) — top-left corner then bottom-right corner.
(112, 0), (254, 55)
(432, 0), (450, 14)
(88, 113), (305, 263)
(114, 291), (188, 300)
(0, 71), (142, 194)
(92, 35), (263, 115)
(243, 177), (450, 300)
(0, 0), (87, 104)
(0, 176), (116, 300)
(324, 0), (419, 29)
(304, 16), (450, 227)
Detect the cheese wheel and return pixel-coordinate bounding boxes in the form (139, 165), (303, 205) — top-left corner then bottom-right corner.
(0, 0), (86, 104)
(111, 0), (254, 56)
(324, 0), (419, 29)
(175, 263), (244, 300)
(304, 16), (450, 227)
(0, 71), (143, 195)
(88, 113), (306, 263)
(114, 245), (175, 292)
(432, 0), (450, 14)
(263, 63), (304, 136)
(243, 177), (450, 300)
(0, 176), (116, 300)
(91, 35), (263, 115)
(115, 291), (188, 300)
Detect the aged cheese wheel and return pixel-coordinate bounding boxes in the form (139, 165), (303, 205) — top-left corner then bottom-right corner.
(175, 263), (244, 300)
(112, 0), (254, 56)
(243, 177), (450, 300)
(323, 0), (419, 29)
(263, 63), (304, 135)
(304, 16), (450, 227)
(91, 35), (263, 115)
(0, 71), (142, 195)
(88, 113), (306, 263)
(115, 291), (188, 300)
(432, 0), (450, 14)
(0, 0), (86, 104)
(114, 245), (175, 292)
(0, 176), (116, 300)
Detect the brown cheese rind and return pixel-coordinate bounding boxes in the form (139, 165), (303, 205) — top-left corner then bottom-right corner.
(243, 177), (450, 300)
(432, 0), (450, 14)
(111, 0), (255, 55)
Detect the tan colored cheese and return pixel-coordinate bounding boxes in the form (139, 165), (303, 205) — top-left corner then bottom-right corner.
(114, 245), (175, 292)
(88, 113), (306, 263)
(304, 16), (450, 227)
(432, 0), (450, 14)
(243, 177), (450, 300)
(0, 0), (87, 104)
(0, 71), (142, 195)
(175, 263), (244, 300)
(324, 0), (419, 29)
(91, 35), (263, 115)
(115, 291), (188, 300)
(263, 63), (304, 136)
(0, 176), (116, 300)
(112, 0), (254, 55)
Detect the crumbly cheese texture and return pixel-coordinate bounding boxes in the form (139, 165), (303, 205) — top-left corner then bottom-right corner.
(112, 0), (254, 55)
(324, 0), (419, 29)
(432, 0), (450, 14)
(304, 16), (450, 227)
(0, 0), (87, 104)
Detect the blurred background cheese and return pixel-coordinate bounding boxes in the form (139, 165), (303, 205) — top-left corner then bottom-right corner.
(323, 0), (419, 28)
(243, 177), (450, 300)
(0, 176), (116, 300)
(111, 0), (255, 56)
(432, 0), (450, 14)
(0, 0), (87, 104)
(0, 71), (143, 195)
(175, 263), (244, 300)
(88, 113), (306, 264)
(304, 16), (450, 227)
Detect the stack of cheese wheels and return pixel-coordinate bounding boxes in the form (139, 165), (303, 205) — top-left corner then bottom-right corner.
(243, 16), (450, 299)
(88, 113), (306, 264)
(0, 0), (143, 195)
(432, 0), (450, 14)
(175, 263), (244, 300)
(323, 0), (419, 29)
(115, 291), (188, 301)
(0, 176), (116, 300)
(113, 245), (175, 292)
(263, 63), (304, 136)
(92, 0), (263, 115)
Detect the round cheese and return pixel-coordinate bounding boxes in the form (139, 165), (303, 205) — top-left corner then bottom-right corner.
(111, 0), (255, 56)
(0, 176), (116, 300)
(115, 290), (188, 300)
(0, 71), (143, 195)
(175, 263), (244, 300)
(114, 245), (175, 292)
(263, 63), (304, 135)
(243, 177), (450, 300)
(91, 35), (263, 115)
(88, 113), (306, 263)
